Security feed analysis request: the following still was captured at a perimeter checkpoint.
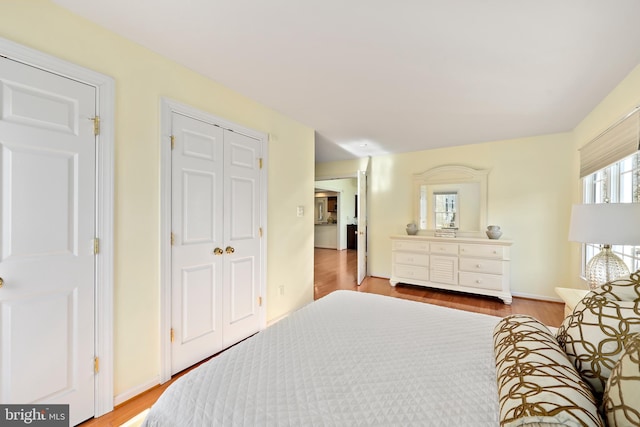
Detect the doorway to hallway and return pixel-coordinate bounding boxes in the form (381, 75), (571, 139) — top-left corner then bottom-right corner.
(314, 171), (367, 285)
(313, 248), (357, 299)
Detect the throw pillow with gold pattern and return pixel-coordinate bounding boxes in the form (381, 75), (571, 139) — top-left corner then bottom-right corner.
(593, 271), (640, 302)
(494, 315), (602, 426)
(556, 291), (640, 399)
(602, 333), (640, 427)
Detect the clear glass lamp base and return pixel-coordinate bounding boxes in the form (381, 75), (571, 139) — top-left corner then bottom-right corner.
(586, 245), (630, 290)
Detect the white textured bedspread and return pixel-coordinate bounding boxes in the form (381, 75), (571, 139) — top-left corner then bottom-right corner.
(143, 291), (501, 426)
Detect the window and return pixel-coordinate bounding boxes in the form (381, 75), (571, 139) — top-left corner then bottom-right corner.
(433, 192), (458, 229)
(582, 151), (640, 274)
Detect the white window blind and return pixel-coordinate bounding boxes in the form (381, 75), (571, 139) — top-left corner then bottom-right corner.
(579, 107), (640, 178)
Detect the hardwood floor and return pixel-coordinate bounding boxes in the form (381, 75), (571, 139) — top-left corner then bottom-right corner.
(314, 248), (564, 327)
(78, 357), (209, 426)
(81, 247), (564, 426)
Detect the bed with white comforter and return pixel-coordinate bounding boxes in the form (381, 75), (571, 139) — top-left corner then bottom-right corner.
(143, 290), (502, 426)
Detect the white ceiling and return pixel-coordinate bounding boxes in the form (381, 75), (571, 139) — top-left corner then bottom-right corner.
(53, 0), (640, 162)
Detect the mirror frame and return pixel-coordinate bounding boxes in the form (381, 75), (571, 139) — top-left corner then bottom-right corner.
(413, 165), (489, 233)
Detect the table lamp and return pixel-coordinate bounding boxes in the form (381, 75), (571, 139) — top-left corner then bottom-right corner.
(568, 203), (640, 290)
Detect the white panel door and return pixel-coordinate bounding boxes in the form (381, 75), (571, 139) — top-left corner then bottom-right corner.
(0, 57), (96, 425)
(171, 113), (224, 374)
(357, 170), (367, 284)
(222, 130), (261, 348)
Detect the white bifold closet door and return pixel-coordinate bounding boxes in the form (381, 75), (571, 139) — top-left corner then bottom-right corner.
(171, 112), (261, 375)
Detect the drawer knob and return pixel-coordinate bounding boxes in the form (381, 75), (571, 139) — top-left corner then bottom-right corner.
(476, 279), (482, 284)
(476, 264), (482, 268)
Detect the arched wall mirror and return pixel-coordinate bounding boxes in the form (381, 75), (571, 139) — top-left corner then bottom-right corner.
(413, 165), (489, 233)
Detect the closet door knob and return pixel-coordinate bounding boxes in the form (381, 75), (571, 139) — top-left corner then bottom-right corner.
(0, 277), (3, 288)
(213, 248), (223, 255)
(225, 246), (235, 254)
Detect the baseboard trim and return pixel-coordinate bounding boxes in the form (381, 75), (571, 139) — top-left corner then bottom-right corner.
(368, 273), (563, 303)
(511, 291), (563, 303)
(114, 377), (160, 407)
(267, 311), (291, 327)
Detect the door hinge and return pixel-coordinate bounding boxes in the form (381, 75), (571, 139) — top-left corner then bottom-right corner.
(94, 357), (100, 374)
(259, 158), (263, 169)
(170, 135), (175, 150)
(258, 296), (263, 307)
(91, 116), (100, 136)
(93, 238), (100, 254)
(170, 328), (175, 343)
(259, 227), (263, 238)
(171, 232), (175, 246)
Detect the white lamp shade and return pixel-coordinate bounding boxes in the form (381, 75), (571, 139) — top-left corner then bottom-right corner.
(568, 203), (640, 245)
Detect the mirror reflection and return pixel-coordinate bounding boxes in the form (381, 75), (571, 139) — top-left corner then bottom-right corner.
(433, 192), (458, 229)
(413, 165), (488, 233)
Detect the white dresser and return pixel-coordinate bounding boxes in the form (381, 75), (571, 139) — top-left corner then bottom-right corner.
(390, 235), (513, 304)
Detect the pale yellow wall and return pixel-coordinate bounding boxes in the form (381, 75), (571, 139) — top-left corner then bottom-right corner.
(0, 0), (315, 397)
(316, 158), (370, 178)
(569, 64), (640, 286)
(332, 134), (576, 300)
(317, 65), (640, 298)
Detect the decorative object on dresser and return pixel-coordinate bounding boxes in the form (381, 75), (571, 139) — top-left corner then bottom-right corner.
(405, 222), (418, 235)
(434, 228), (456, 238)
(568, 203), (640, 290)
(485, 225), (502, 240)
(390, 235), (513, 304)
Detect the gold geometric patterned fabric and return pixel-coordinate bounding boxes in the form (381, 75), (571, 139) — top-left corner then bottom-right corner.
(493, 315), (603, 427)
(602, 333), (640, 426)
(556, 272), (640, 400)
(594, 271), (640, 302)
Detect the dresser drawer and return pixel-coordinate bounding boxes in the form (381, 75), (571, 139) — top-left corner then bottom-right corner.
(459, 272), (503, 291)
(430, 242), (458, 255)
(394, 252), (429, 266)
(392, 240), (429, 252)
(390, 235), (512, 303)
(394, 264), (429, 281)
(429, 255), (458, 285)
(459, 258), (504, 275)
(459, 244), (504, 259)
